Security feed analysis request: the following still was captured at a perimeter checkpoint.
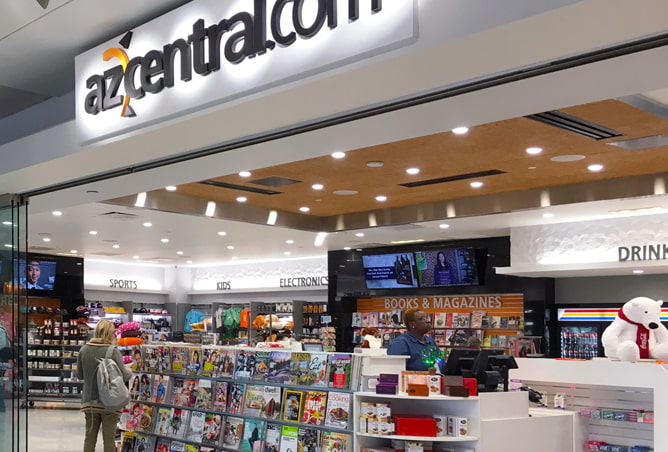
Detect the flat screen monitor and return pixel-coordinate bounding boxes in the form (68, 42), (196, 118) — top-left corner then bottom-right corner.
(302, 342), (324, 352)
(443, 348), (479, 377)
(19, 258), (57, 292)
(361, 252), (419, 289)
(414, 247), (479, 287)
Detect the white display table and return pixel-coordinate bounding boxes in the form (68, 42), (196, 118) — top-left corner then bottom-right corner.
(511, 358), (666, 451)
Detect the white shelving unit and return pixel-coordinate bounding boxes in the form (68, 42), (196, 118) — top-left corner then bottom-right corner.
(511, 358), (663, 451)
(353, 390), (573, 452)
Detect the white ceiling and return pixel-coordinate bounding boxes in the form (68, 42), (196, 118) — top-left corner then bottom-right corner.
(4, 0), (668, 272)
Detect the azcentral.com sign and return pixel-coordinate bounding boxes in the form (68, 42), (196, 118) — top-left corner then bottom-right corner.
(75, 0), (416, 144)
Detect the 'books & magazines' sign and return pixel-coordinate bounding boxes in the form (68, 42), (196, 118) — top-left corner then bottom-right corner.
(75, 0), (416, 144)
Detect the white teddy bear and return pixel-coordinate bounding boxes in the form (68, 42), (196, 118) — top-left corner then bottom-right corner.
(601, 297), (668, 362)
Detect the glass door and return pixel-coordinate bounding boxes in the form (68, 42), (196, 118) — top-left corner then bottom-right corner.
(0, 194), (28, 452)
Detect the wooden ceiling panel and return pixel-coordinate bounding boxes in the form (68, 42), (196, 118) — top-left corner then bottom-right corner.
(171, 99), (668, 217)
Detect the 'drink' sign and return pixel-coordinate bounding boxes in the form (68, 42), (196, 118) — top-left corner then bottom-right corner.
(75, 0), (416, 144)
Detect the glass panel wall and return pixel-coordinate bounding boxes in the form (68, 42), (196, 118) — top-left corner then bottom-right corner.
(0, 194), (28, 452)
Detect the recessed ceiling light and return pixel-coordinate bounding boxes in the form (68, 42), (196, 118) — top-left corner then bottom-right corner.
(143, 222), (152, 228)
(312, 184), (324, 190)
(52, 211), (63, 216)
(331, 152), (346, 159)
(286, 240), (294, 244)
(551, 154), (585, 162)
(543, 213), (555, 219)
(205, 201), (216, 217)
(42, 237), (51, 242)
(588, 164), (604, 172)
(376, 195), (387, 202)
(355, 232), (365, 237)
(176, 251), (184, 255)
(132, 255), (140, 259)
(160, 238), (169, 243)
(236, 196), (248, 203)
(227, 245), (235, 250)
(70, 250), (77, 254)
(633, 269), (644, 274)
(452, 126), (469, 135)
(344, 247), (351, 251)
(470, 181), (484, 188)
(299, 206), (310, 213)
(112, 244), (120, 249)
(284, 251), (291, 256)
(528, 166), (537, 170)
(366, 161), (384, 168)
(186, 260), (193, 264)
(439, 223), (450, 229)
(526, 147), (543, 155)
(406, 168), (420, 175)
(217, 231), (227, 236)
(89, 230), (98, 235)
(333, 190), (358, 196)
(165, 186), (177, 191)
(239, 171), (251, 178)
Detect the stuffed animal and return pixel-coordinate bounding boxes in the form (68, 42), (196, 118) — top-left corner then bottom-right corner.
(601, 297), (668, 362)
(360, 327), (381, 349)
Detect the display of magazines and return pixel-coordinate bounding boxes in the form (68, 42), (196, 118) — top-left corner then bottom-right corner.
(120, 344), (356, 451)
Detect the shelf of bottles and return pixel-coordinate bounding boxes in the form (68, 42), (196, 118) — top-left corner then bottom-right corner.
(560, 327), (599, 360)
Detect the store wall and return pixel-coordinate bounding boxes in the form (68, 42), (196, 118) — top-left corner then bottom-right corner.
(556, 274), (668, 305)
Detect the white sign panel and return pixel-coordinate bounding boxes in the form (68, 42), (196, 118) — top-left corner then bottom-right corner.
(75, 0), (417, 144)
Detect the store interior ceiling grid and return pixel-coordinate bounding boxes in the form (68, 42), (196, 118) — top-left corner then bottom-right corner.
(4, 0), (668, 269)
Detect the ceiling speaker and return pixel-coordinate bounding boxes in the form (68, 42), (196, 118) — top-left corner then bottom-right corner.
(36, 0), (49, 9)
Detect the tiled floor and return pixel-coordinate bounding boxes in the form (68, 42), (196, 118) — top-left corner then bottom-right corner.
(0, 405), (113, 452)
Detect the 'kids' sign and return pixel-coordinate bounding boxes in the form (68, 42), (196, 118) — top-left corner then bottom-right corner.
(75, 0), (416, 144)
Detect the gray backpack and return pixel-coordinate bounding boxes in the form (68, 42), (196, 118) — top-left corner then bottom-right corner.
(96, 346), (130, 411)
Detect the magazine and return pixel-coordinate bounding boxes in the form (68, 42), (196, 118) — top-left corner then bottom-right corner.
(136, 403), (155, 433)
(186, 410), (207, 443)
(259, 385), (281, 420)
(235, 350), (256, 380)
(131, 346), (145, 372)
(253, 350), (272, 381)
(201, 346), (217, 377)
(223, 416), (245, 449)
(171, 346), (189, 374)
(327, 355), (351, 390)
(202, 413), (223, 446)
(290, 352), (312, 386)
(243, 384), (265, 417)
(120, 431), (135, 452)
(187, 347), (203, 375)
(308, 352), (329, 387)
(324, 392), (351, 429)
(266, 351), (292, 384)
(129, 373), (141, 399)
(301, 390), (327, 426)
(278, 425), (298, 452)
(216, 348), (236, 378)
(137, 373), (153, 402)
(152, 375), (170, 404)
(123, 402), (151, 432)
(184, 444), (199, 452)
(213, 381), (228, 412)
(171, 378), (199, 408)
(157, 345), (172, 373)
(155, 437), (171, 452)
(133, 433), (154, 452)
(169, 441), (186, 452)
(264, 423), (281, 452)
(297, 427), (319, 452)
(241, 418), (266, 452)
(281, 390), (303, 422)
(322, 431), (350, 452)
(144, 345), (160, 373)
(195, 379), (213, 411)
(159, 408), (190, 439)
(155, 408), (173, 437)
(227, 382), (246, 415)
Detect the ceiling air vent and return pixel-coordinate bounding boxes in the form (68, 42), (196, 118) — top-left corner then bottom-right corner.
(249, 176), (301, 188)
(526, 110), (622, 140)
(400, 170), (505, 188)
(199, 180), (281, 195)
(100, 211), (139, 221)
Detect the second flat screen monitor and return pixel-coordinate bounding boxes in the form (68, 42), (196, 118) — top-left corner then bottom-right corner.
(415, 248), (479, 287)
(362, 253), (419, 289)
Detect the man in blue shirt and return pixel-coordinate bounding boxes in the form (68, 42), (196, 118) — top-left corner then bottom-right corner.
(387, 309), (438, 371)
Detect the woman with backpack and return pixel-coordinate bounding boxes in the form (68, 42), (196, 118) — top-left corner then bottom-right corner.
(77, 319), (133, 452)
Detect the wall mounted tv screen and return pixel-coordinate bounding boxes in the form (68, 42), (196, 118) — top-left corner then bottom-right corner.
(19, 258), (57, 292)
(361, 252), (419, 289)
(415, 247), (479, 287)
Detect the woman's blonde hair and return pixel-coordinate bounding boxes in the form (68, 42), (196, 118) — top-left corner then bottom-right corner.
(93, 319), (116, 344)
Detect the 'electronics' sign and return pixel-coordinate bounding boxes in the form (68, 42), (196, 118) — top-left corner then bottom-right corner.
(75, 0), (416, 144)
